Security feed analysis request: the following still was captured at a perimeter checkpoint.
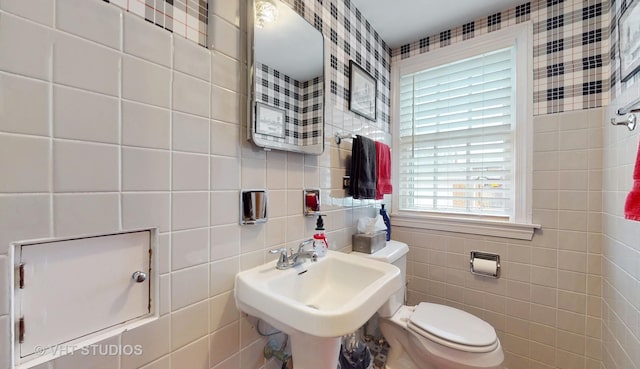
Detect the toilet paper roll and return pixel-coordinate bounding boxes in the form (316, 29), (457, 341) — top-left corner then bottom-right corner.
(472, 258), (498, 275)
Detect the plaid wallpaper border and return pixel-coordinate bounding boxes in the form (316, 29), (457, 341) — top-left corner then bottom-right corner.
(255, 62), (323, 146)
(391, 0), (611, 115)
(283, 0), (393, 131)
(104, 0), (207, 47)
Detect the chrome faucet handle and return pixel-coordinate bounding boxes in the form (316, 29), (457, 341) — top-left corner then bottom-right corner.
(297, 239), (314, 253)
(269, 247), (289, 269)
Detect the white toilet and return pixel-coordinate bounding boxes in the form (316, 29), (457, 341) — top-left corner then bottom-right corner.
(353, 240), (504, 369)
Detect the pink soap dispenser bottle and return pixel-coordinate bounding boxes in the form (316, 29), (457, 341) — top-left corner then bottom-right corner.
(313, 215), (328, 257)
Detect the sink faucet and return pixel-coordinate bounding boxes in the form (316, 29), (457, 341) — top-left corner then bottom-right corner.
(269, 239), (318, 270)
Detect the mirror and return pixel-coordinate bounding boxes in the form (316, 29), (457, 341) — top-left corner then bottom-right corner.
(240, 190), (268, 224)
(247, 0), (325, 155)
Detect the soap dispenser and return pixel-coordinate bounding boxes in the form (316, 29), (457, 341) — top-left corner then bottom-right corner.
(380, 204), (391, 241)
(312, 215), (328, 257)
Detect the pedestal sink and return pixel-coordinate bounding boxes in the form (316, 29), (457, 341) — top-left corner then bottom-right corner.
(234, 250), (401, 369)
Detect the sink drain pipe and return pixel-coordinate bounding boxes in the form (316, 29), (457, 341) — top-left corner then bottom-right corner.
(264, 338), (292, 369)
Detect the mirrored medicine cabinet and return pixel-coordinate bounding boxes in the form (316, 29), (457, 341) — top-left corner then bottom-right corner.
(247, 0), (326, 155)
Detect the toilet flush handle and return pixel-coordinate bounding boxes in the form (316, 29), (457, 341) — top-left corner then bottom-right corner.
(132, 271), (147, 283)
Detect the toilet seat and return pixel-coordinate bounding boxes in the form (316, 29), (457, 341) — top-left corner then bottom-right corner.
(406, 303), (499, 353)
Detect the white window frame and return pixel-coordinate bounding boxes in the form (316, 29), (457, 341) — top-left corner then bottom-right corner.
(391, 22), (539, 240)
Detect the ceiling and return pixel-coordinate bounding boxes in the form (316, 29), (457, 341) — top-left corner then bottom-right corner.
(350, 0), (527, 48)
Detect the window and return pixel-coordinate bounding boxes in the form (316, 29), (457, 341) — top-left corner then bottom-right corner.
(392, 23), (536, 240)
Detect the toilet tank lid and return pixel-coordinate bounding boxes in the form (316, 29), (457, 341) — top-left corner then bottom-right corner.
(352, 240), (409, 263)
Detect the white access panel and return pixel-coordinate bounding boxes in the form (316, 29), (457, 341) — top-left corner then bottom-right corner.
(12, 230), (155, 365)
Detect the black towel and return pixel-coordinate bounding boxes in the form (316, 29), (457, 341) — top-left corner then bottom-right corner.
(349, 135), (377, 199)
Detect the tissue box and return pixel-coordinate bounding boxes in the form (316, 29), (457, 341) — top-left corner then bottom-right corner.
(352, 231), (386, 254)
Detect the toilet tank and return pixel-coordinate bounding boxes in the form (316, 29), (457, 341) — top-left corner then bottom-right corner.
(352, 240), (409, 317)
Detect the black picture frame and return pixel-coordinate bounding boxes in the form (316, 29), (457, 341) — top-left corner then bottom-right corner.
(619, 0), (640, 82)
(348, 60), (377, 121)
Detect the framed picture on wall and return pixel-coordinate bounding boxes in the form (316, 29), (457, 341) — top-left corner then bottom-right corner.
(348, 60), (377, 121)
(255, 103), (286, 138)
(619, 0), (640, 82)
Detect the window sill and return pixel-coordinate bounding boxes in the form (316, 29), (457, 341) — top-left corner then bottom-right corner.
(391, 213), (540, 240)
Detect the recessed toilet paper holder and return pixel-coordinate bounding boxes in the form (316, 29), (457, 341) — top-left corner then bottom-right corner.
(470, 251), (501, 278)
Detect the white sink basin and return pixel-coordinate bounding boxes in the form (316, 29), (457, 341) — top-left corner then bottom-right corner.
(234, 250), (401, 369)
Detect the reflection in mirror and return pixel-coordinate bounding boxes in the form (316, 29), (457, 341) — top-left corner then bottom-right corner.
(303, 189), (321, 216)
(240, 190), (268, 224)
(248, 0), (325, 154)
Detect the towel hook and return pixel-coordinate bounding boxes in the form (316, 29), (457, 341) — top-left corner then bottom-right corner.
(611, 114), (637, 131)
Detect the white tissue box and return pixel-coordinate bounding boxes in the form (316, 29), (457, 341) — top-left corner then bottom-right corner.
(352, 231), (386, 254)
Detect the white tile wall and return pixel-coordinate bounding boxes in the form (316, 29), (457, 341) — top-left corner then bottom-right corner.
(210, 258), (238, 297)
(211, 51), (240, 92)
(171, 300), (209, 350)
(55, 0), (121, 49)
(0, 315), (10, 368)
(210, 225), (240, 261)
(53, 86), (120, 143)
(139, 356), (170, 369)
(210, 322), (240, 366)
(0, 73), (50, 136)
(0, 0), (53, 26)
(0, 13), (52, 80)
(210, 191), (239, 226)
(53, 193), (120, 237)
(172, 112), (210, 154)
(172, 72), (210, 117)
(211, 85), (239, 123)
(210, 291), (238, 331)
(208, 15), (240, 58)
(122, 55), (171, 108)
(0, 195), (51, 254)
(171, 264), (209, 310)
(121, 316), (171, 369)
(171, 228), (210, 271)
(174, 36), (211, 81)
(603, 86), (640, 368)
(170, 337), (209, 369)
(211, 156), (240, 190)
(0, 134), (50, 192)
(122, 101), (171, 149)
(0, 1), (387, 369)
(396, 109), (605, 369)
(210, 120), (240, 157)
(122, 147), (171, 191)
(122, 193), (171, 232)
(172, 153), (210, 191)
(51, 336), (121, 368)
(53, 140), (119, 192)
(172, 192), (209, 231)
(53, 32), (120, 96)
(0, 255), (8, 316)
(123, 14), (171, 67)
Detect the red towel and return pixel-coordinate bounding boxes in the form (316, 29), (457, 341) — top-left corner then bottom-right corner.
(375, 141), (392, 200)
(625, 140), (640, 220)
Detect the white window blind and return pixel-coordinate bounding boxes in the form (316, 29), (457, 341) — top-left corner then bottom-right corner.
(398, 47), (516, 219)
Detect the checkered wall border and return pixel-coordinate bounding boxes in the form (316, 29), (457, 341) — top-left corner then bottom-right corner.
(283, 0), (393, 131)
(104, 0), (207, 47)
(392, 0), (610, 115)
(102, 0), (393, 130)
(254, 62), (323, 146)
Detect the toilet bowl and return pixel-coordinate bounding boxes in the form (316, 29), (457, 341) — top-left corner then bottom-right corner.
(352, 240), (504, 369)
